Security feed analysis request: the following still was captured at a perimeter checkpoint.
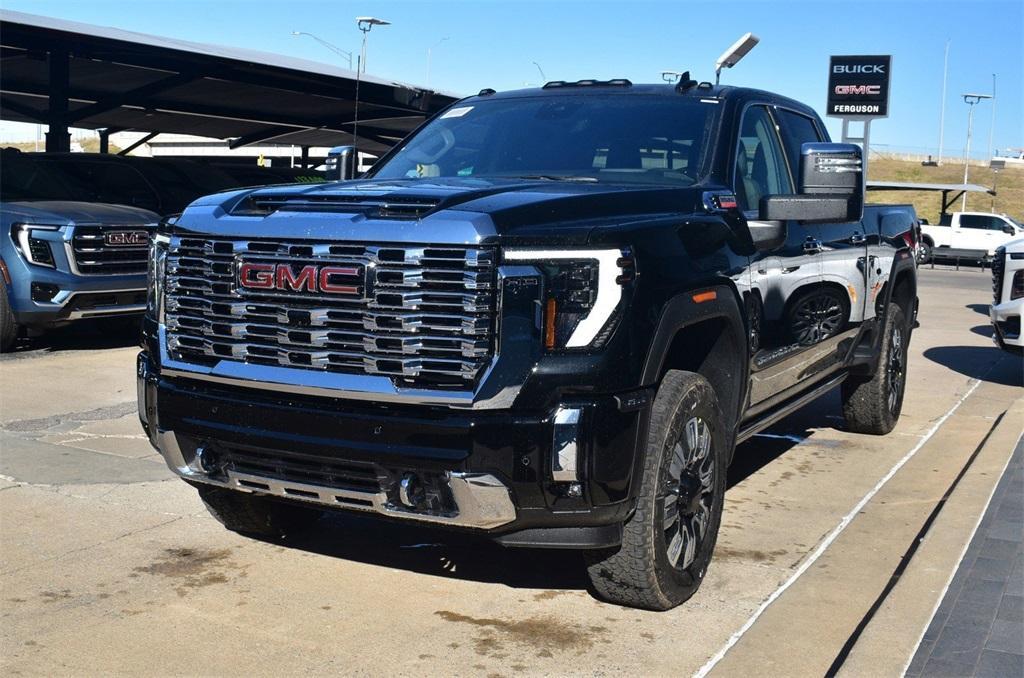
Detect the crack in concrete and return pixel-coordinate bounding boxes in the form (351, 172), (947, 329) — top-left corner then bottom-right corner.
(2, 401), (137, 432)
(0, 515), (184, 578)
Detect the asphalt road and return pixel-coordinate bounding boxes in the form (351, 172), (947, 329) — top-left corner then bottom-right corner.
(1, 266), (1021, 677)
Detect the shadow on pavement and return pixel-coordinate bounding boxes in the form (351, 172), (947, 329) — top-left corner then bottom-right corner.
(275, 391), (842, 588)
(966, 303), (991, 316)
(970, 324), (994, 338)
(285, 513), (591, 591)
(923, 345), (1023, 387)
(3, 317), (141, 358)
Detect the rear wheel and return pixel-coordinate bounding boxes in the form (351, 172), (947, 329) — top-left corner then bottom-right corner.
(586, 371), (728, 610)
(917, 240), (932, 265)
(842, 303), (909, 434)
(194, 483), (324, 539)
(0, 286), (18, 352)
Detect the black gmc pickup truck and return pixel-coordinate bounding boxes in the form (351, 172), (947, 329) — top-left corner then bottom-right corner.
(138, 78), (919, 610)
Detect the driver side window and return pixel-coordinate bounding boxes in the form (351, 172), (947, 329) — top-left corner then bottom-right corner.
(733, 106), (793, 213)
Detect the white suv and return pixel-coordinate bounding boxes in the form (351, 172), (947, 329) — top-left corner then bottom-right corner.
(991, 238), (1024, 354)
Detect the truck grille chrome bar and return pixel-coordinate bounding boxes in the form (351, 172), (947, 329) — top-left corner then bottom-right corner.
(164, 235), (497, 389)
(70, 225), (154, 275)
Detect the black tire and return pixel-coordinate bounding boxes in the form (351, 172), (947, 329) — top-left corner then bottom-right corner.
(586, 371), (728, 610)
(194, 483), (324, 539)
(842, 303), (909, 435)
(917, 240), (932, 265)
(0, 286), (18, 352)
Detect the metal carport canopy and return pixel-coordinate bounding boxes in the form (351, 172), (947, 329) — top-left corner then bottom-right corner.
(866, 181), (997, 215)
(0, 10), (460, 155)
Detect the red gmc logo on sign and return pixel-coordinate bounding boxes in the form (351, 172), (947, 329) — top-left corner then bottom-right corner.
(237, 262), (362, 295)
(104, 230), (149, 246)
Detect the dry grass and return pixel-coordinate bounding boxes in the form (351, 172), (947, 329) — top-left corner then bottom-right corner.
(867, 157), (1023, 224)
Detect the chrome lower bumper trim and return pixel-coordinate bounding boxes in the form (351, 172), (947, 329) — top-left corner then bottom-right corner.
(66, 302), (146, 320)
(154, 429), (517, 530)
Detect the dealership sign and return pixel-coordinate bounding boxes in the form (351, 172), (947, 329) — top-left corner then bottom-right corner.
(827, 55), (891, 118)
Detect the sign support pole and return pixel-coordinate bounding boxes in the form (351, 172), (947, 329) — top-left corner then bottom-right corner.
(840, 118), (874, 177)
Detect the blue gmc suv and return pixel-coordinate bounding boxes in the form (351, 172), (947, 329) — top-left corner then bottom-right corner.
(1, 149), (159, 351)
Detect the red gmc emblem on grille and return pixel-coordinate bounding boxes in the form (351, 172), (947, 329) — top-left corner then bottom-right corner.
(237, 262), (362, 295)
(104, 230), (149, 246)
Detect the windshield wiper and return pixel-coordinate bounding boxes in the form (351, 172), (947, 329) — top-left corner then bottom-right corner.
(509, 174), (599, 183)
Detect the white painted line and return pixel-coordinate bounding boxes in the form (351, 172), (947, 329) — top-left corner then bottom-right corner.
(694, 379), (983, 678)
(900, 429), (1023, 675)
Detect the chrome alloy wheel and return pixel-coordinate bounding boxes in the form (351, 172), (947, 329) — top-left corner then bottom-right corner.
(661, 416), (715, 571)
(887, 324), (905, 415)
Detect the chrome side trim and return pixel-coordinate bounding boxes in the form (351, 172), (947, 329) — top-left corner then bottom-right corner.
(551, 406), (581, 481)
(153, 429), (516, 529)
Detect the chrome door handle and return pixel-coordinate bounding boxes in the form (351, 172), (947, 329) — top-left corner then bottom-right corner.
(803, 239), (823, 254)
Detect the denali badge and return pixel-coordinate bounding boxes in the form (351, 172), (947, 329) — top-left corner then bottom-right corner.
(104, 230), (150, 246)
(237, 262), (362, 295)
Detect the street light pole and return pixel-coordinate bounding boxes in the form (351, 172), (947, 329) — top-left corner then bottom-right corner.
(987, 73), (996, 162)
(960, 92), (992, 211)
(427, 37), (449, 88)
(292, 31), (354, 69)
(352, 17), (390, 169)
(937, 39), (949, 165)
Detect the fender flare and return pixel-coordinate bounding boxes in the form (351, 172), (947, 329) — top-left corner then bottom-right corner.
(640, 282), (749, 432)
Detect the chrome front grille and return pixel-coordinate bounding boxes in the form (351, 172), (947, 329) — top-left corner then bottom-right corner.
(71, 225), (153, 275)
(164, 236), (497, 388)
(992, 247), (1006, 304)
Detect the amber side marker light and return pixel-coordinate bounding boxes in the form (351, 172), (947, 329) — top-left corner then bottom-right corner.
(544, 297), (558, 350)
(691, 290), (717, 304)
(0, 258), (10, 285)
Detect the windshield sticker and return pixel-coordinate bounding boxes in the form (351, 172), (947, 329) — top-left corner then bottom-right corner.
(441, 106), (474, 119)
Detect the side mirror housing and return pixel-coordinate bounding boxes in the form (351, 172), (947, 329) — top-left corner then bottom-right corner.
(759, 142), (864, 223)
(1003, 223), (1015, 235)
(325, 145), (357, 181)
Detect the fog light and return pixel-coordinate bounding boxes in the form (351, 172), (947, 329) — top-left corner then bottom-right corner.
(30, 282), (60, 302)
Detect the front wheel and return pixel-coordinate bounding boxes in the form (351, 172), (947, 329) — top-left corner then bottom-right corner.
(0, 286), (19, 352)
(586, 371), (728, 611)
(841, 303), (909, 434)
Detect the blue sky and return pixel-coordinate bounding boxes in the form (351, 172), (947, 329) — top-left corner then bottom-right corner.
(2, 0), (1021, 158)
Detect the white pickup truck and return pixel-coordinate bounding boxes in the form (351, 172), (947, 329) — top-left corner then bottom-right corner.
(920, 211), (1024, 262)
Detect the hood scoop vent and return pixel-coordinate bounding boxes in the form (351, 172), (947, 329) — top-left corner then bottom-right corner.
(236, 192), (442, 220)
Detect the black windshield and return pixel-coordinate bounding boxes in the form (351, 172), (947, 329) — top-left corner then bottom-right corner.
(0, 152), (92, 202)
(372, 94), (716, 186)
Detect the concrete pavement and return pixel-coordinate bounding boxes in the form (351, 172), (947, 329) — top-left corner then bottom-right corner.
(1, 266), (1021, 676)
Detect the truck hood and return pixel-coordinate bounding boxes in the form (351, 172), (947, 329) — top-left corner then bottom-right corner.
(2, 200), (160, 225)
(182, 177), (704, 245)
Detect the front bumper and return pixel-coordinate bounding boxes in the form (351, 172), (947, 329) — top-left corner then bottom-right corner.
(990, 298), (1023, 350)
(138, 352), (646, 546)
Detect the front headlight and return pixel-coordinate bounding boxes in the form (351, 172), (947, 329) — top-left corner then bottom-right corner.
(147, 233), (169, 321)
(504, 248), (634, 350)
(12, 223), (59, 268)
